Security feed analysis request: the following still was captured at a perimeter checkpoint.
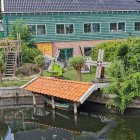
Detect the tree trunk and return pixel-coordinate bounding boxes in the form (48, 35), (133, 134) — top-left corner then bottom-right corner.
(40, 67), (43, 76)
(76, 69), (82, 81)
(0, 68), (2, 84)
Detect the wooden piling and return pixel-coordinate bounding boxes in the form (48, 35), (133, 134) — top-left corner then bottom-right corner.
(33, 94), (36, 106)
(74, 102), (77, 115)
(52, 96), (55, 109)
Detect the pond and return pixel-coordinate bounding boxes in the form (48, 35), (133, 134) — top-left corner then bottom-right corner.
(0, 103), (140, 140)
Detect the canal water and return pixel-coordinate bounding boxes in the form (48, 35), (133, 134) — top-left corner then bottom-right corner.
(0, 103), (140, 140)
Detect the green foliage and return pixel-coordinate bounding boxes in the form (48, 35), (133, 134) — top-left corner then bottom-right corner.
(9, 18), (31, 42)
(35, 55), (45, 68)
(0, 51), (4, 67)
(94, 38), (140, 113)
(0, 122), (8, 138)
(16, 63), (40, 76)
(104, 60), (140, 114)
(70, 56), (85, 81)
(0, 51), (5, 83)
(22, 45), (42, 63)
(70, 56), (85, 70)
(63, 67), (96, 82)
(92, 38), (140, 72)
(35, 55), (45, 75)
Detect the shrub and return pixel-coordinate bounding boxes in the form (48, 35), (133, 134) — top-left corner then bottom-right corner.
(16, 63), (40, 76)
(22, 45), (42, 63)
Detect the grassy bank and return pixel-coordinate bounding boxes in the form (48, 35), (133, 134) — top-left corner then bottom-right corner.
(0, 67), (96, 87)
(0, 76), (35, 87)
(43, 67), (96, 82)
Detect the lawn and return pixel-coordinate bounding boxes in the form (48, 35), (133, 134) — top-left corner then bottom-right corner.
(0, 67), (96, 87)
(63, 67), (96, 82)
(0, 76), (36, 87)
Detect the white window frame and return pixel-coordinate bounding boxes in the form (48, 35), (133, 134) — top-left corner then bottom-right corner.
(134, 22), (140, 32)
(109, 22), (126, 33)
(83, 22), (101, 34)
(55, 23), (75, 35)
(36, 24), (47, 35)
(27, 24), (47, 35)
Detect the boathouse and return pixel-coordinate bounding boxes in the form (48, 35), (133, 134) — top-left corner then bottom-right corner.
(1, 0), (140, 61)
(24, 77), (98, 114)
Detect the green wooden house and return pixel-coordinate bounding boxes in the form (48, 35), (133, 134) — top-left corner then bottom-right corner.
(1, 0), (140, 61)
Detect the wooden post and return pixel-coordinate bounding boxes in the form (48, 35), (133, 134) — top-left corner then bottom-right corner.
(33, 94), (36, 106)
(74, 114), (77, 126)
(74, 102), (77, 115)
(52, 110), (55, 122)
(51, 96), (55, 109)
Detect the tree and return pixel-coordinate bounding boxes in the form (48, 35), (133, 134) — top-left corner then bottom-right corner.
(35, 55), (45, 75)
(91, 37), (140, 113)
(104, 60), (140, 114)
(9, 18), (31, 43)
(0, 52), (4, 83)
(70, 56), (85, 81)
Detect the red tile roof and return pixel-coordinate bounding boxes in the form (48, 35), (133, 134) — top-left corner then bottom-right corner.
(24, 77), (97, 103)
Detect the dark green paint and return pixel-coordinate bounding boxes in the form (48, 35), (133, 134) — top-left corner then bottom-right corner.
(3, 11), (140, 42)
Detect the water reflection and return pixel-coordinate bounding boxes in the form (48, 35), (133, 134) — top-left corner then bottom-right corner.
(0, 122), (8, 139)
(0, 105), (140, 140)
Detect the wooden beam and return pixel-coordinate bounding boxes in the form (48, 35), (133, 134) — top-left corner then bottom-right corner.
(52, 96), (55, 109)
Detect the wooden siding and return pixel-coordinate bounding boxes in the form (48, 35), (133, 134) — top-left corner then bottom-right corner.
(3, 11), (140, 43)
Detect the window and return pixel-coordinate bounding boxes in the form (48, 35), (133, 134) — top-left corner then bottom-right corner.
(29, 25), (36, 35)
(84, 47), (92, 56)
(92, 23), (100, 33)
(118, 22), (125, 32)
(37, 25), (46, 35)
(84, 23), (91, 33)
(110, 22), (125, 32)
(28, 24), (46, 35)
(135, 22), (140, 31)
(58, 48), (73, 63)
(56, 24), (64, 34)
(66, 24), (74, 34)
(84, 23), (100, 33)
(110, 23), (117, 32)
(56, 24), (74, 34)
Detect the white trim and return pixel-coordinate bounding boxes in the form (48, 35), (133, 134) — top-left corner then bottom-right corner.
(134, 21), (140, 32)
(1, 0), (4, 12)
(27, 24), (47, 36)
(36, 24), (47, 36)
(79, 84), (97, 104)
(83, 22), (101, 34)
(55, 23), (75, 35)
(109, 22), (126, 33)
(3, 10), (140, 14)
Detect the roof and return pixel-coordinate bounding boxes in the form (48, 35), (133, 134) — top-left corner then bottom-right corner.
(2, 0), (140, 13)
(24, 77), (97, 104)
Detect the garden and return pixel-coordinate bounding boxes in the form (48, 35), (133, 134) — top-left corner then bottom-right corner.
(0, 19), (140, 113)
